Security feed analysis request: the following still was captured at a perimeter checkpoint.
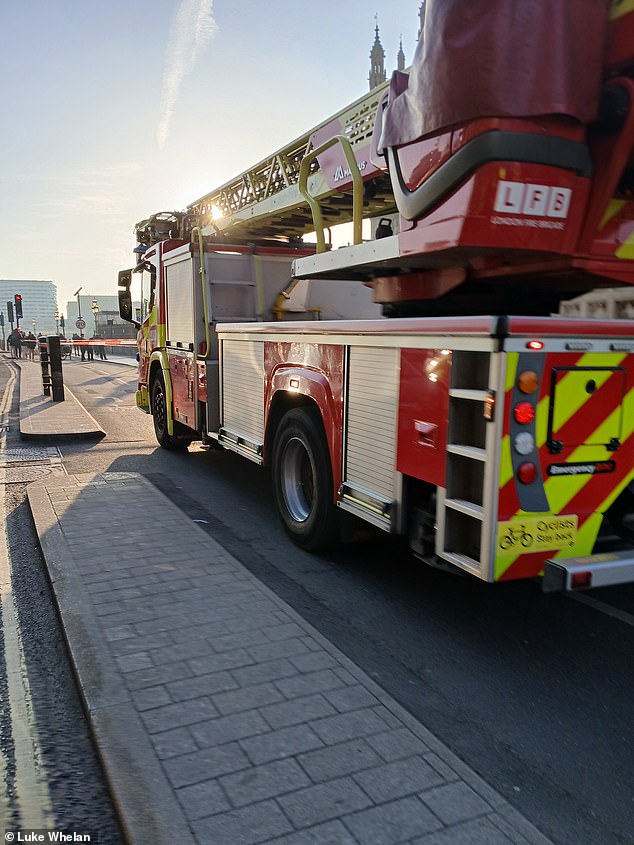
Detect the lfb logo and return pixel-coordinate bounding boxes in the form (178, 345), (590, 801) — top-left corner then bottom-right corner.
(493, 180), (572, 219)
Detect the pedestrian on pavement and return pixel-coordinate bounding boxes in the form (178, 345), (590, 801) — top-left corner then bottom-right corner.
(7, 330), (17, 358)
(86, 336), (94, 361)
(13, 330), (22, 359)
(25, 332), (37, 360)
(72, 333), (81, 358)
(94, 334), (107, 360)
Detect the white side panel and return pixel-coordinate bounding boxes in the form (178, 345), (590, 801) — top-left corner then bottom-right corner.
(221, 340), (264, 443)
(345, 346), (399, 502)
(165, 257), (194, 346)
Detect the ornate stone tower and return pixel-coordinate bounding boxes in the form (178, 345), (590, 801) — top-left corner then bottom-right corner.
(397, 36), (406, 72)
(368, 18), (386, 90)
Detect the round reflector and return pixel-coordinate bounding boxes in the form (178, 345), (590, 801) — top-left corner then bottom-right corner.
(513, 432), (535, 455)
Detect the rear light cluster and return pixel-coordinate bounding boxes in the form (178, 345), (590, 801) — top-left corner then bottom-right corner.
(571, 571), (592, 589)
(514, 370), (539, 484)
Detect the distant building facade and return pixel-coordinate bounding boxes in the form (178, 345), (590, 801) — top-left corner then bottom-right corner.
(0, 279), (57, 335)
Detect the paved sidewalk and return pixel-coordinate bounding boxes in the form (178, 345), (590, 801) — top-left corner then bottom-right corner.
(27, 470), (554, 845)
(11, 356), (105, 439)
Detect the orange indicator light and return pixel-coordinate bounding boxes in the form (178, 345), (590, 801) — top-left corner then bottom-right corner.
(518, 370), (538, 394)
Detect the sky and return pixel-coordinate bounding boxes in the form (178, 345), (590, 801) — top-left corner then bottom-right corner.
(0, 0), (421, 315)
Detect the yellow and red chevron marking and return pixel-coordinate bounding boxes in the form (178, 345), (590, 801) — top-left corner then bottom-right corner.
(609, 0), (634, 21)
(495, 351), (634, 581)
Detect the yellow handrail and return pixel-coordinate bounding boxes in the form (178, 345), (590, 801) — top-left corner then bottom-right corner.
(192, 227), (211, 358)
(298, 134), (363, 253)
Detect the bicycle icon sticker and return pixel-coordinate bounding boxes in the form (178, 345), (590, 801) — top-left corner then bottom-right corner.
(499, 524), (533, 550)
(496, 515), (578, 554)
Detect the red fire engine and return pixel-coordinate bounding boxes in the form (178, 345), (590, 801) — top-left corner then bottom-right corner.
(119, 1), (634, 590)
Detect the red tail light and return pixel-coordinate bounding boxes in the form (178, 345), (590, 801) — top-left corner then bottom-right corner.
(517, 462), (537, 484)
(514, 402), (535, 425)
(571, 571), (592, 589)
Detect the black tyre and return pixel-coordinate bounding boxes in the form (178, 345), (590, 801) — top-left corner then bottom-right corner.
(272, 407), (339, 551)
(151, 373), (191, 450)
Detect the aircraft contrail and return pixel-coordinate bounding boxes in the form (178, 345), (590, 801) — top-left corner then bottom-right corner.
(157, 0), (217, 149)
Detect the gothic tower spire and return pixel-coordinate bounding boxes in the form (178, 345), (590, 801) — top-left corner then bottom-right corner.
(369, 15), (386, 90)
(397, 35), (405, 72)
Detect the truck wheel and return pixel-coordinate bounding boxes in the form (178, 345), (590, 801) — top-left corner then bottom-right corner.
(151, 374), (191, 450)
(272, 407), (339, 551)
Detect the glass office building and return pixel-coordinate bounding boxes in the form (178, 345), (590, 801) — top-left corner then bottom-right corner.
(0, 279), (57, 335)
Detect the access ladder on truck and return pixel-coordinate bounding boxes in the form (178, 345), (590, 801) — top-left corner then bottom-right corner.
(135, 83), (395, 250)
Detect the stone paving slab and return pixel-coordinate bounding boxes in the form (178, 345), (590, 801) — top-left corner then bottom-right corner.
(28, 472), (555, 845)
(8, 355), (106, 439)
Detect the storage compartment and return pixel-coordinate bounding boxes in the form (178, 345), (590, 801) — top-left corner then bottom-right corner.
(447, 397), (487, 451)
(443, 509), (482, 561)
(450, 351), (490, 390)
(446, 453), (485, 508)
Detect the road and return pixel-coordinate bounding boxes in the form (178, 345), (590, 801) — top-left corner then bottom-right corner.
(2, 356), (633, 844)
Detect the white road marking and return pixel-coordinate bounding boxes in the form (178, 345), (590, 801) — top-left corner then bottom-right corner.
(567, 591), (634, 627)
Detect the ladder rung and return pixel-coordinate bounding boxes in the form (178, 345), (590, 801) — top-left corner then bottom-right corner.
(445, 498), (484, 520)
(209, 279), (255, 287)
(440, 551), (481, 572)
(449, 388), (488, 401)
(447, 444), (487, 461)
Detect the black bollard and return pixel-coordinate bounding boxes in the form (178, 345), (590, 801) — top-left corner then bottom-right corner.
(47, 335), (65, 401)
(40, 338), (51, 396)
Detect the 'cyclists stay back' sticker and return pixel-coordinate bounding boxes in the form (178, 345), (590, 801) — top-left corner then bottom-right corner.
(496, 515), (578, 554)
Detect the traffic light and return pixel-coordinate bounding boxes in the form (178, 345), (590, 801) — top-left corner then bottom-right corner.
(0, 313), (4, 327)
(14, 294), (23, 319)
(6, 301), (13, 323)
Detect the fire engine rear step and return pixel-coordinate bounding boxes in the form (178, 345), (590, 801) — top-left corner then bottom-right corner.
(543, 550), (634, 592)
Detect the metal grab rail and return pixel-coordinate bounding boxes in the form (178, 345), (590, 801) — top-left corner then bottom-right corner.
(192, 227), (211, 358)
(298, 134), (364, 254)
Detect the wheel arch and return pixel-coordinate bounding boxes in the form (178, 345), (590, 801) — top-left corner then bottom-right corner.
(264, 366), (342, 500)
(149, 351), (174, 436)
(265, 390), (318, 461)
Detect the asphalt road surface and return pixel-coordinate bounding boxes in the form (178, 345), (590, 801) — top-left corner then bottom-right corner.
(3, 356), (634, 844)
